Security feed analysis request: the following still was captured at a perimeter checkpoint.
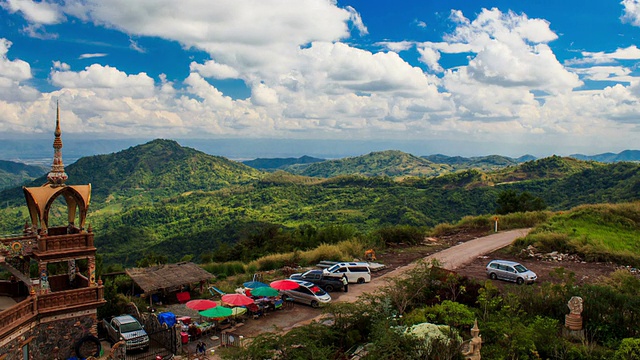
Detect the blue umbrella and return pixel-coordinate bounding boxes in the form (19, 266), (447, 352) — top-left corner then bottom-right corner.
(243, 281), (268, 288)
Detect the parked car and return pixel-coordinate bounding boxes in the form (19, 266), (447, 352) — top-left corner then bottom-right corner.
(281, 279), (332, 308)
(102, 314), (149, 351)
(323, 262), (371, 284)
(486, 259), (537, 284)
(289, 270), (345, 292)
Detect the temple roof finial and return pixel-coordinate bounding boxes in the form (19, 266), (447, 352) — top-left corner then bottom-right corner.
(46, 101), (68, 186)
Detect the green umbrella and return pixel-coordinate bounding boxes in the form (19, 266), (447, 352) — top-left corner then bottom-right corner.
(199, 306), (233, 318)
(250, 286), (279, 297)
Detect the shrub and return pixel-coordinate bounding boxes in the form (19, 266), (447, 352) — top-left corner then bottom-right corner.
(299, 243), (345, 265)
(202, 261), (247, 277)
(375, 225), (426, 245)
(249, 253), (291, 271)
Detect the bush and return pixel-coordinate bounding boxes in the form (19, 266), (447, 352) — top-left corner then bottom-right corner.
(299, 243), (345, 265)
(514, 232), (576, 253)
(375, 225), (426, 245)
(202, 261), (247, 277)
(249, 253), (291, 271)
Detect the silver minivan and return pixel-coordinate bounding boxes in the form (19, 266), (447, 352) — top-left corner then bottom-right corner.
(281, 279), (332, 308)
(486, 260), (537, 284)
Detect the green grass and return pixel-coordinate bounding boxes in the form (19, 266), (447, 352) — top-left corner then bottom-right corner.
(514, 201), (640, 265)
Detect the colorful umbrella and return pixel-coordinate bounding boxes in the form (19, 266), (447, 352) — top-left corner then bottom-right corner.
(270, 279), (300, 290)
(250, 286), (279, 297)
(221, 293), (255, 306)
(185, 299), (218, 311)
(243, 281), (269, 288)
(199, 306), (233, 318)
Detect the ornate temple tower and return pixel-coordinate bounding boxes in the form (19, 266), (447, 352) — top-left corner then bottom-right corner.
(46, 102), (68, 186)
(0, 103), (105, 360)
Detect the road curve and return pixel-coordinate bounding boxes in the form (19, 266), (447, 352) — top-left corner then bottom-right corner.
(335, 228), (532, 303)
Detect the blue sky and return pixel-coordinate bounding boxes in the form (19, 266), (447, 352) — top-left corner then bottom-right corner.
(1, 0), (640, 158)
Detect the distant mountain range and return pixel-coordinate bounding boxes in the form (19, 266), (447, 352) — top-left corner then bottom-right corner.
(569, 150), (640, 163)
(1, 139), (638, 190)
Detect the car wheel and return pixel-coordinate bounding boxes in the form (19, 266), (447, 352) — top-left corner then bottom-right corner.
(357, 278), (365, 284)
(325, 284), (334, 292)
(516, 277), (524, 285)
(489, 273), (497, 280)
(310, 300), (319, 308)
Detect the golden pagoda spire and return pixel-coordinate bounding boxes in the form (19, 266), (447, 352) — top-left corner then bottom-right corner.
(46, 101), (68, 186)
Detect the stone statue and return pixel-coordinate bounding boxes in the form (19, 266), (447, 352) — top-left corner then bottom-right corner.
(565, 296), (583, 331)
(568, 296), (583, 315)
(463, 319), (482, 360)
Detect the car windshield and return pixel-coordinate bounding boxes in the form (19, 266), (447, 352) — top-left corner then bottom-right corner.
(514, 264), (528, 273)
(120, 322), (142, 332)
(327, 264), (339, 272)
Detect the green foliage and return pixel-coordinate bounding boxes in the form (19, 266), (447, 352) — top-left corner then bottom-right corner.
(201, 261), (246, 277)
(496, 189), (547, 214)
(136, 252), (168, 267)
(613, 338), (640, 360)
(220, 322), (338, 360)
(405, 300), (475, 328)
(375, 225), (425, 245)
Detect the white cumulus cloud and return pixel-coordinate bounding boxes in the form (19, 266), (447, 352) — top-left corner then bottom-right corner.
(621, 0), (640, 26)
(190, 60), (240, 80)
(51, 64), (156, 99)
(2, 0), (63, 24)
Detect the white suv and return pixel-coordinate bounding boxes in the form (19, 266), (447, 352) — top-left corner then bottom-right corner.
(323, 262), (371, 284)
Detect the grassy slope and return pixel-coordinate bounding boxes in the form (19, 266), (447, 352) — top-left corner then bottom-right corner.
(515, 201), (640, 264)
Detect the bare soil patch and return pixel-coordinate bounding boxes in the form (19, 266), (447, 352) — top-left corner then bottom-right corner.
(461, 252), (619, 289)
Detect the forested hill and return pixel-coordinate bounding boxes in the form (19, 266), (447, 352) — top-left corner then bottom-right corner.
(0, 160), (47, 190)
(422, 154), (534, 169)
(0, 139), (263, 202)
(242, 155), (325, 170)
(287, 150), (451, 178)
(279, 152), (538, 177)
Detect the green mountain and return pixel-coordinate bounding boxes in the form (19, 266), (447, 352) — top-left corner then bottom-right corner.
(0, 139), (263, 204)
(288, 150), (452, 178)
(243, 155), (325, 170)
(0, 160), (47, 190)
(489, 156), (600, 184)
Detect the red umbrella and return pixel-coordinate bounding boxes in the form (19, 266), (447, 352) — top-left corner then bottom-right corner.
(185, 299), (218, 311)
(221, 294), (255, 306)
(270, 279), (300, 290)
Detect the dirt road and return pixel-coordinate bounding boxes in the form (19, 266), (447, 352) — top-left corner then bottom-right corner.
(238, 228), (532, 334)
(329, 228), (531, 303)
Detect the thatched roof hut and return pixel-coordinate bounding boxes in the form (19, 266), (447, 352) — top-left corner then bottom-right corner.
(126, 262), (214, 295)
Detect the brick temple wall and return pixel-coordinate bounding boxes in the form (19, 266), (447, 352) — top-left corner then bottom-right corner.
(0, 310), (98, 360)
